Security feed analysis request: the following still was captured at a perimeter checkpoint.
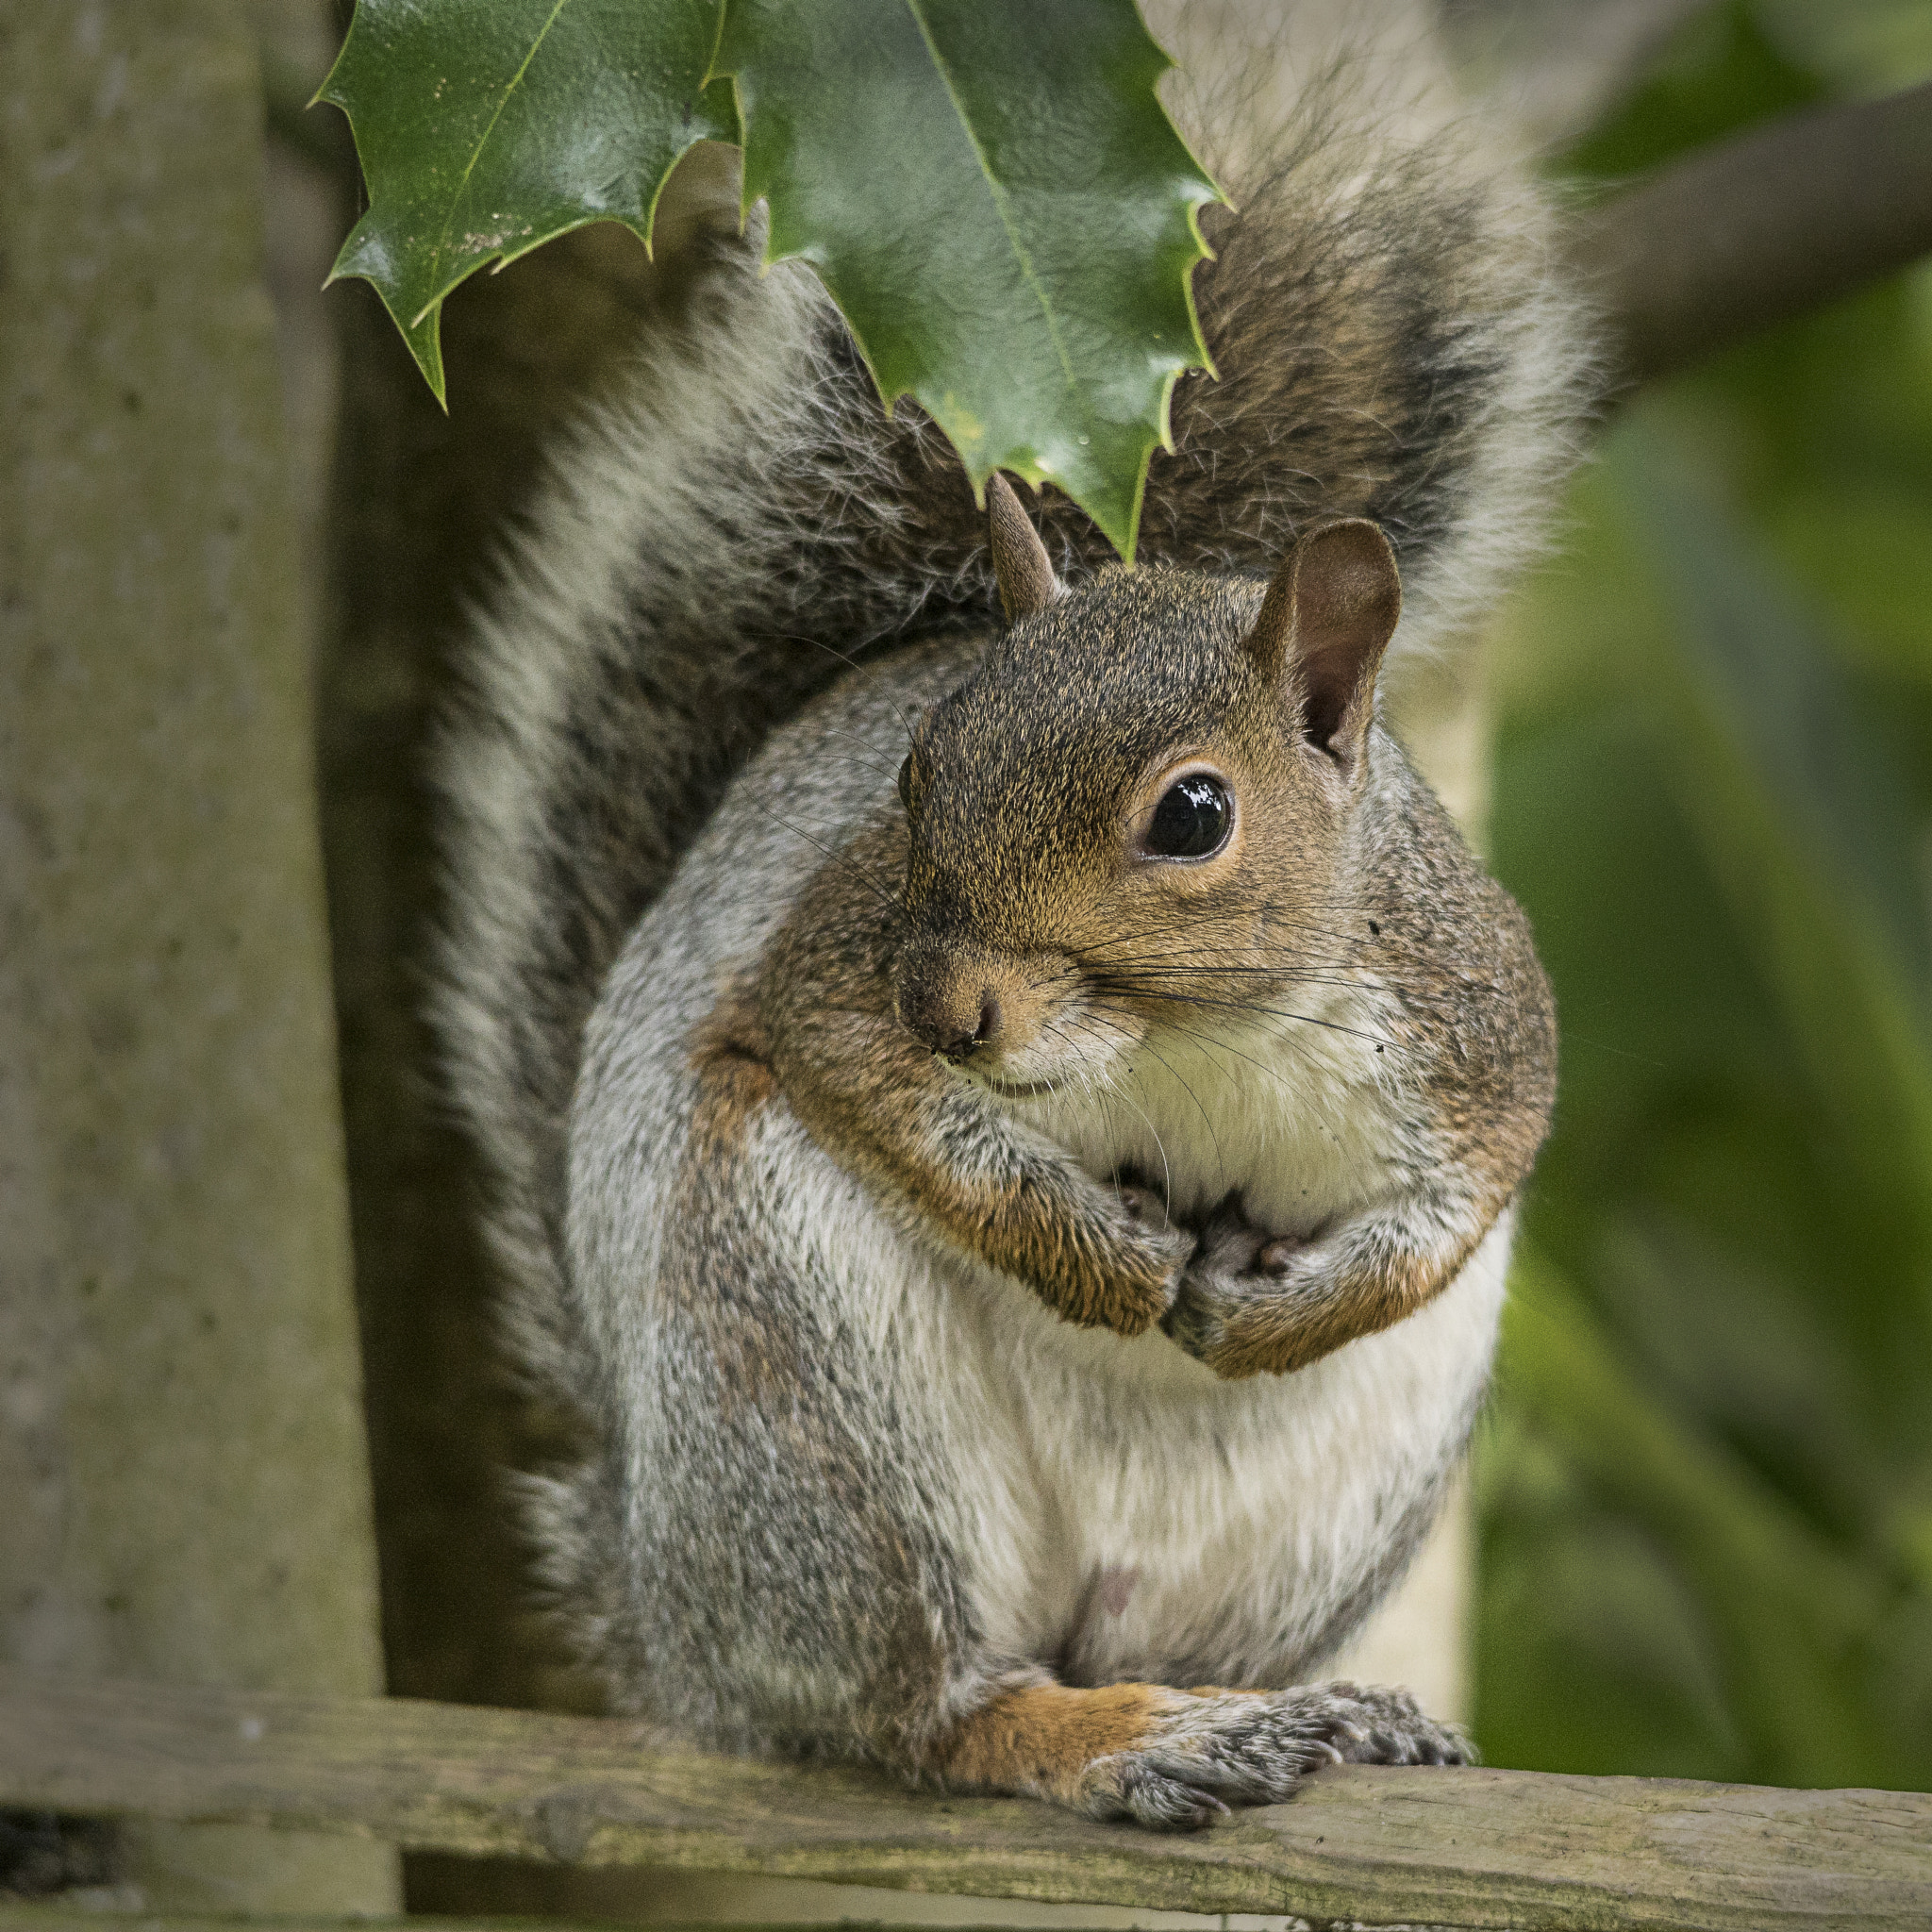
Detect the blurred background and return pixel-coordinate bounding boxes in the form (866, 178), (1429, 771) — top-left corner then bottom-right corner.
(1463, 0), (1932, 1793)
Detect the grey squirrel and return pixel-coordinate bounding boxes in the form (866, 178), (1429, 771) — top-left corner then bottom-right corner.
(436, 34), (1587, 1828)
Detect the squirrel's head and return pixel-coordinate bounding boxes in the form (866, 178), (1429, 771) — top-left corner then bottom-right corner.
(891, 475), (1401, 1091)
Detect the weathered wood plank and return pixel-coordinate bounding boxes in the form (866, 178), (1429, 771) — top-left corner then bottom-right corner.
(0, 1913), (746, 1932)
(0, 1913), (768, 1932)
(2, 1674), (1927, 1931)
(0, 1914), (541, 1932)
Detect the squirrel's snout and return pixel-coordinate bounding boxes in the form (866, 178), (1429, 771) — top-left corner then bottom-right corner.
(897, 974), (1003, 1062)
(958, 990), (1003, 1060)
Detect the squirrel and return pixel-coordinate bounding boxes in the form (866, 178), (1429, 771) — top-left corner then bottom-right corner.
(435, 24), (1587, 1829)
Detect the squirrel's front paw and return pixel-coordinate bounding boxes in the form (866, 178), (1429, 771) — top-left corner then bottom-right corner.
(1112, 1177), (1173, 1232)
(1055, 1174), (1190, 1337)
(1109, 1176), (1191, 1302)
(1161, 1198), (1311, 1378)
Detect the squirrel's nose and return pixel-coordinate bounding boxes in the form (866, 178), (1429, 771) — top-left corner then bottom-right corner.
(931, 990), (1003, 1062)
(900, 982), (1003, 1062)
(966, 991), (1002, 1056)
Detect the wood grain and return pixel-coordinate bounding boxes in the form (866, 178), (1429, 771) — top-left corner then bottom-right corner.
(0, 1915), (581, 1932)
(3, 1674), (1928, 1929)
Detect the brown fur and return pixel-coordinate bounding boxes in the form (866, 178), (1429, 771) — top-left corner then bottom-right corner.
(761, 820), (1187, 1334)
(686, 981), (779, 1147)
(932, 1683), (1179, 1804)
(764, 526), (1554, 1379)
(1196, 1224), (1491, 1378)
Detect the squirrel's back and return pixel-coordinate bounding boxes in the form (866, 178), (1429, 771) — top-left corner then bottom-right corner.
(433, 20), (1591, 1652)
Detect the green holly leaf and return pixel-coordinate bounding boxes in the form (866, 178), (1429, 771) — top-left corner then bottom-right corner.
(319, 0), (738, 402)
(714, 0), (1219, 557)
(320, 0), (1217, 557)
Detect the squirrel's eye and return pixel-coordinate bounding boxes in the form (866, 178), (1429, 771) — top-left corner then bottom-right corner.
(1144, 774), (1232, 859)
(897, 753), (914, 812)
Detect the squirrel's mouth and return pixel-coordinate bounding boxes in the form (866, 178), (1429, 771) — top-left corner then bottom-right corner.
(973, 1071), (1057, 1100)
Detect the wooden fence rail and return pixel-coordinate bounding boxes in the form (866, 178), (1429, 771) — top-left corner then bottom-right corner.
(2, 1673), (1928, 1931)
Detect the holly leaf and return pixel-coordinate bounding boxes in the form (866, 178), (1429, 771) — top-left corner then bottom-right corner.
(714, 0), (1219, 557)
(319, 0), (738, 402)
(321, 0), (1218, 556)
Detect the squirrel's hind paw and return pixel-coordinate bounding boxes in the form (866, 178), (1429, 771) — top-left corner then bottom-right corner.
(1078, 1684), (1471, 1832)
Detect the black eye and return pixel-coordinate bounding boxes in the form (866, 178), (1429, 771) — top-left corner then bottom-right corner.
(897, 753), (914, 811)
(1144, 774), (1232, 859)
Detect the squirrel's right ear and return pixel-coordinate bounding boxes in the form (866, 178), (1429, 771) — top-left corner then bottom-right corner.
(987, 472), (1062, 623)
(1247, 519), (1401, 767)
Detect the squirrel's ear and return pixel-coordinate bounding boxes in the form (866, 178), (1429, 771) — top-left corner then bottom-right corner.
(1247, 519), (1401, 764)
(987, 472), (1061, 623)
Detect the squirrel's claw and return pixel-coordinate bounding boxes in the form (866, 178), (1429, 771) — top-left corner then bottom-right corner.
(1256, 1236), (1300, 1275)
(1074, 1683), (1471, 1831)
(1163, 1200), (1311, 1376)
(1113, 1179), (1174, 1233)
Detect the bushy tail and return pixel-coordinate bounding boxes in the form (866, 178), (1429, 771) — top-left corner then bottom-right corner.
(432, 17), (1593, 1676)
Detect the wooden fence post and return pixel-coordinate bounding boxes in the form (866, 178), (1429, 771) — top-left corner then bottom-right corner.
(0, 0), (398, 1911)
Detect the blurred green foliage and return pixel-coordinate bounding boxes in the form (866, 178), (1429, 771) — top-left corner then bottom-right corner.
(1473, 0), (1932, 1789)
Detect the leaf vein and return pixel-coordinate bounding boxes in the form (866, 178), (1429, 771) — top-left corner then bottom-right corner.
(416, 0), (575, 323)
(901, 0), (1078, 397)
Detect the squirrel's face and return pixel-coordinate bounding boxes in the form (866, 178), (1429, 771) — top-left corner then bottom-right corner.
(891, 517), (1401, 1094)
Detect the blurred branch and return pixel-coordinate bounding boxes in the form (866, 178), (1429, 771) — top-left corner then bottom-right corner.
(1576, 80), (1932, 391)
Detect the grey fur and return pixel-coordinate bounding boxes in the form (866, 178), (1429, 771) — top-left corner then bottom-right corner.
(1094, 1682), (1470, 1830)
(434, 48), (1589, 1792)
(562, 625), (1519, 1774)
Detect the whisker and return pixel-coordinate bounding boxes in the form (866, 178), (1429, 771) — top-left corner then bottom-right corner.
(1090, 983), (1400, 1052)
(741, 793), (895, 907)
(1039, 1008), (1176, 1217)
(1131, 1030), (1224, 1174)
(768, 628), (922, 746)
(812, 745), (909, 787)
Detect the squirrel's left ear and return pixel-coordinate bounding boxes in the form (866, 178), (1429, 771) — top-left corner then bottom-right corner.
(1246, 519), (1401, 766)
(987, 472), (1062, 623)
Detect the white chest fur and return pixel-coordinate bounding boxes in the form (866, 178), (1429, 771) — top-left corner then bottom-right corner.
(1018, 985), (1407, 1228)
(859, 1201), (1508, 1691)
(889, 999), (1501, 1688)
